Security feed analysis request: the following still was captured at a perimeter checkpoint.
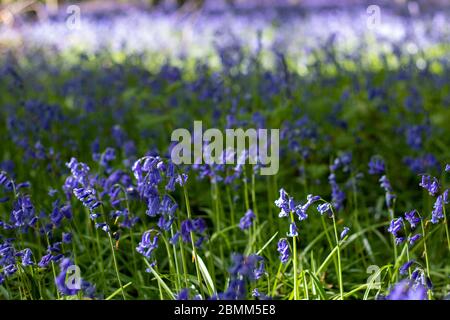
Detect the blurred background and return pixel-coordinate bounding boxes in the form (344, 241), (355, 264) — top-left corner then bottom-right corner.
(1, 0), (449, 27)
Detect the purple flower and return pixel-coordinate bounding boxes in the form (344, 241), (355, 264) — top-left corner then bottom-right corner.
(73, 187), (101, 213)
(20, 248), (34, 267)
(386, 280), (427, 300)
(146, 193), (160, 217)
(317, 203), (332, 216)
(176, 288), (190, 300)
(239, 209), (255, 230)
(160, 195), (178, 216)
(62, 232), (72, 244)
(95, 223), (110, 233)
(180, 219), (194, 243)
(399, 260), (415, 275)
(136, 230), (159, 259)
(277, 239), (290, 264)
(379, 175), (393, 191)
(329, 173), (345, 211)
(55, 258), (80, 296)
(446, 164), (449, 172)
(409, 234), (421, 246)
(419, 175), (439, 196)
(229, 254), (264, 281)
(368, 156), (385, 175)
(66, 158), (90, 187)
(388, 217), (403, 238)
(404, 209), (420, 229)
(0, 171), (13, 190)
(10, 195), (37, 229)
(274, 188), (291, 217)
(295, 194), (320, 220)
(379, 175), (396, 208)
(430, 194), (444, 224)
(287, 222), (298, 237)
(252, 288), (261, 298)
(340, 227), (350, 240)
(38, 253), (53, 268)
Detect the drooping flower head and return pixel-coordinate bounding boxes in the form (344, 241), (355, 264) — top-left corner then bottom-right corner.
(277, 238), (290, 264)
(239, 209), (255, 230)
(419, 175), (439, 196)
(368, 156), (385, 175)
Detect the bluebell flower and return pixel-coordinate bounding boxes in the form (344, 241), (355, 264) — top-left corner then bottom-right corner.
(379, 175), (393, 191)
(274, 188), (290, 217)
(20, 248), (34, 266)
(229, 254), (264, 282)
(368, 156), (385, 175)
(295, 194), (320, 220)
(379, 175), (396, 208)
(73, 187), (101, 213)
(176, 288), (190, 300)
(287, 222), (298, 237)
(329, 173), (345, 211)
(180, 219), (193, 243)
(252, 288), (261, 298)
(419, 175), (439, 196)
(62, 232), (72, 244)
(95, 223), (110, 233)
(409, 234), (421, 246)
(404, 209), (420, 229)
(388, 217), (403, 239)
(430, 194), (444, 224)
(157, 215), (173, 231)
(55, 258), (80, 296)
(160, 195), (178, 216)
(48, 188), (58, 197)
(169, 231), (180, 245)
(38, 253), (53, 268)
(136, 230), (159, 259)
(10, 195), (37, 229)
(66, 158), (90, 187)
(340, 227), (350, 240)
(221, 279), (246, 300)
(175, 173), (188, 187)
(386, 280), (427, 300)
(239, 209), (255, 230)
(146, 193), (160, 217)
(317, 203), (332, 216)
(400, 260), (415, 275)
(277, 239), (290, 264)
(0, 171), (13, 190)
(446, 164), (449, 172)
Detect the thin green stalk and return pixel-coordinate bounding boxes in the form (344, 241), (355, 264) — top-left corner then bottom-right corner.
(107, 232), (126, 300)
(289, 211), (298, 300)
(443, 206), (450, 252)
(183, 186), (204, 298)
(331, 214), (343, 300)
(420, 220), (432, 300)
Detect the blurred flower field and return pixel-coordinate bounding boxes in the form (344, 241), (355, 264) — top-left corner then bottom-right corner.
(0, 1), (449, 300)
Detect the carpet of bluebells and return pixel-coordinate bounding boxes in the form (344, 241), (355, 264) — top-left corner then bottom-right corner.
(0, 5), (449, 300)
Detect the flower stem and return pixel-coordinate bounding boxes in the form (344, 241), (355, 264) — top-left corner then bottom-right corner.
(289, 212), (298, 300)
(107, 232), (126, 300)
(332, 214), (344, 300)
